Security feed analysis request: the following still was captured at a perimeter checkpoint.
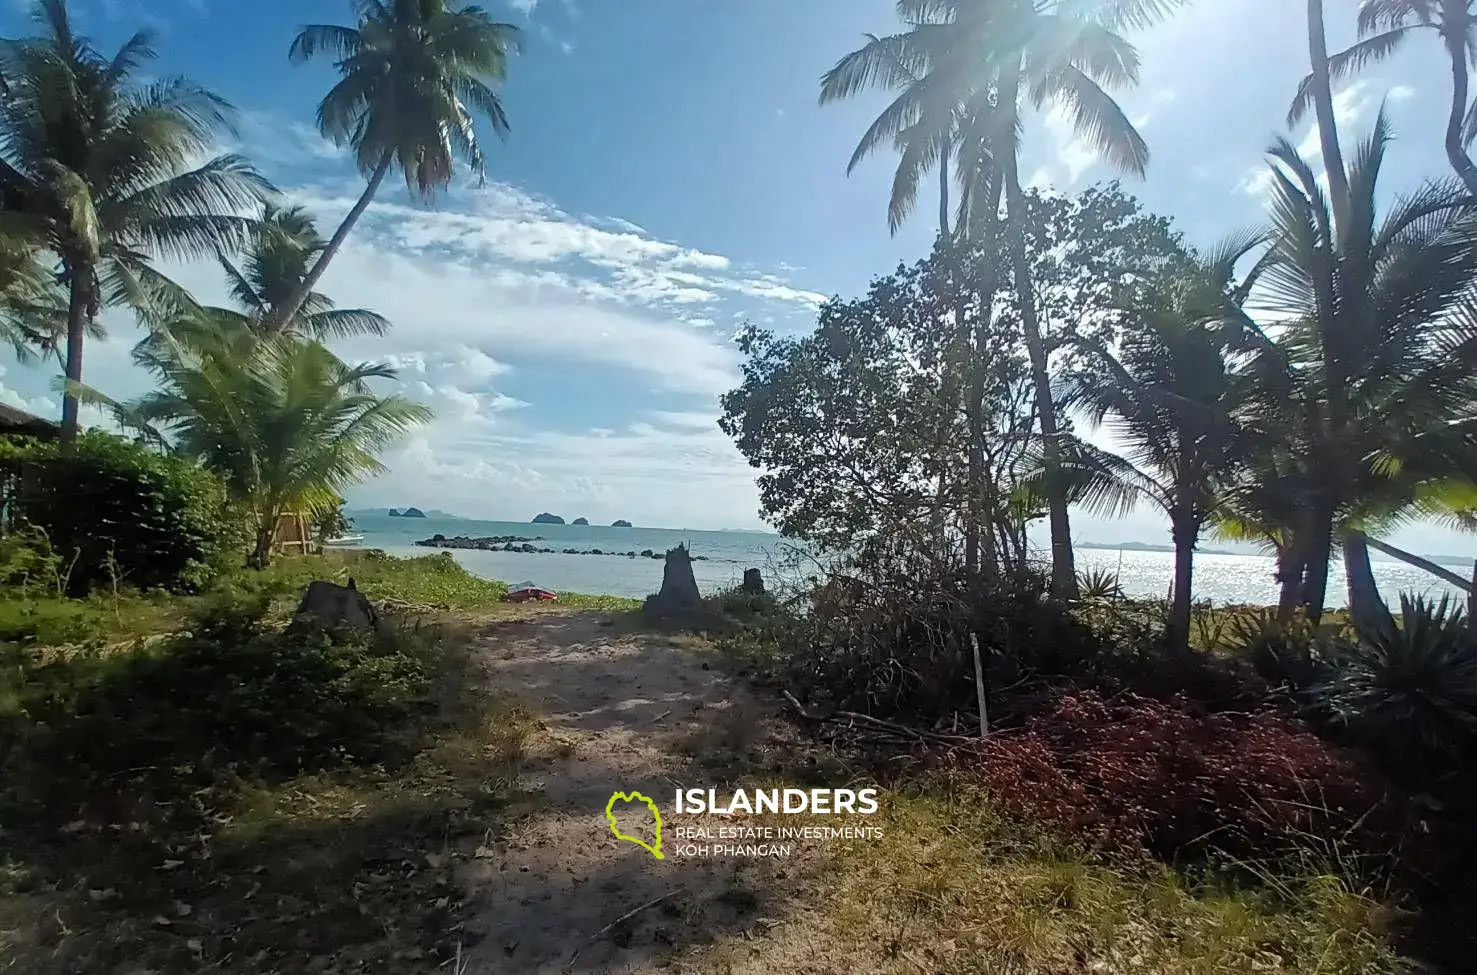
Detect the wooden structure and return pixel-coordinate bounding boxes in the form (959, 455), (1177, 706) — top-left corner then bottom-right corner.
(0, 403), (58, 441)
(272, 511), (320, 556)
(0, 404), (58, 535)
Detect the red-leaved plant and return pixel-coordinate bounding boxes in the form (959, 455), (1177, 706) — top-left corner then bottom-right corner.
(950, 690), (1413, 863)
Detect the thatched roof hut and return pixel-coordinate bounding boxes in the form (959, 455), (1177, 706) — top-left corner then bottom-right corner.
(0, 403), (58, 441)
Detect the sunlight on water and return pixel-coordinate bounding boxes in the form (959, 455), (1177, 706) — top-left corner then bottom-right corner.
(1074, 548), (1469, 609)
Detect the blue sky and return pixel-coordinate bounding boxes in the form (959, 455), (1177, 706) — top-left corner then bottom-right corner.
(0, 0), (1469, 554)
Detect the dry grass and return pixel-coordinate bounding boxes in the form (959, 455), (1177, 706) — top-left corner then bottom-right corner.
(686, 785), (1402, 975)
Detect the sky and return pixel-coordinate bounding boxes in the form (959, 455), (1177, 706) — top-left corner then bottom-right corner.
(0, 0), (1469, 555)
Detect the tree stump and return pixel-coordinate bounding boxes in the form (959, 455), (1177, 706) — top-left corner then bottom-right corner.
(290, 578), (379, 632)
(647, 544), (702, 611)
(741, 568), (765, 595)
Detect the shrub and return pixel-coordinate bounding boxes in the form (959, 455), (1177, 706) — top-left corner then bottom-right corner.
(951, 689), (1405, 864)
(0, 599), (437, 824)
(1315, 594), (1477, 793)
(0, 432), (246, 594)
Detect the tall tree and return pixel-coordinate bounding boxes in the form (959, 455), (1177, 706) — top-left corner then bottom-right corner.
(1291, 1), (1477, 196)
(221, 203), (391, 340)
(875, 0), (1179, 597)
(272, 0), (520, 333)
(119, 322), (431, 567)
(1063, 241), (1261, 653)
(0, 0), (271, 442)
(1253, 111), (1477, 622)
(1302, 0), (1354, 234)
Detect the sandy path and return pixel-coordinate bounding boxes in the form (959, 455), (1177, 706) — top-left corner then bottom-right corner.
(458, 613), (779, 974)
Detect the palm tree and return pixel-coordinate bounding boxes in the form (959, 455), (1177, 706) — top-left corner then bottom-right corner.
(270, 0), (521, 333)
(823, 0), (1182, 596)
(118, 321), (431, 567)
(1290, 1), (1477, 197)
(1252, 111), (1477, 623)
(1063, 245), (1260, 652)
(820, 17), (997, 239)
(0, 0), (272, 442)
(220, 203), (391, 340)
(1300, 0), (1354, 233)
(0, 229), (67, 362)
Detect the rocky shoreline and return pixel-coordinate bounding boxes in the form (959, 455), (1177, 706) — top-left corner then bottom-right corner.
(414, 534), (708, 560)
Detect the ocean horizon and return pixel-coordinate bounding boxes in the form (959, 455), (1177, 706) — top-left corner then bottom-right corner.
(346, 512), (1471, 607)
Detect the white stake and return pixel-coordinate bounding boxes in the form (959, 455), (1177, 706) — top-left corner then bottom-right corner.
(970, 632), (988, 738)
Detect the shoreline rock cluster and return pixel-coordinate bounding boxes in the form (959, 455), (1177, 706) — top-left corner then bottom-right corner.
(414, 534), (707, 560)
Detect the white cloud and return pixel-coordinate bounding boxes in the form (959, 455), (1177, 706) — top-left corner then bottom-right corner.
(508, 0), (538, 15)
(560, 41), (574, 55)
(1236, 82), (1374, 198)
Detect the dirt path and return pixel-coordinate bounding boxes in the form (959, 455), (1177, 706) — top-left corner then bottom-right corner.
(458, 613), (785, 974)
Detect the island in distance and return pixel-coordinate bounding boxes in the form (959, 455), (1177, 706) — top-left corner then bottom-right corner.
(414, 532), (704, 561)
(531, 513), (635, 527)
(387, 507), (426, 518)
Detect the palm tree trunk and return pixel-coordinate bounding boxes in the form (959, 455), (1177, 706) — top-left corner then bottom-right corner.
(1306, 0), (1351, 236)
(1359, 532), (1472, 591)
(1275, 543), (1305, 622)
(251, 512), (277, 569)
(59, 266), (90, 447)
(963, 170), (1003, 584)
(1342, 528), (1392, 629)
(1169, 511), (1196, 654)
(939, 141), (951, 240)
(1300, 503), (1336, 623)
(267, 153), (393, 334)
(1000, 67), (1076, 599)
(1444, 31), (1477, 195)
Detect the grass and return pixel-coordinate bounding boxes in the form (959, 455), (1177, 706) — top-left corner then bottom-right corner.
(0, 549), (645, 972)
(692, 785), (1401, 974)
(0, 608), (542, 974)
(0, 548), (643, 647)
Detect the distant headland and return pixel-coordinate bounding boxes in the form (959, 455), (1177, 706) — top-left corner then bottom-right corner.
(388, 507), (426, 518)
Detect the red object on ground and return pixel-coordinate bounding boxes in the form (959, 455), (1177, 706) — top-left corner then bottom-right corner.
(505, 582), (558, 603)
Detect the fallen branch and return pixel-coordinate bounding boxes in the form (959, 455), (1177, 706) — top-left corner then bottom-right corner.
(563, 887), (687, 971)
(782, 690), (973, 745)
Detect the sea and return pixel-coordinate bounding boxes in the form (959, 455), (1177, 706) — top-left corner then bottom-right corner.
(346, 513), (1471, 608)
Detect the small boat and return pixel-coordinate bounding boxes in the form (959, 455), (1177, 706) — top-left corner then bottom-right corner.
(324, 534), (365, 547)
(505, 580), (558, 603)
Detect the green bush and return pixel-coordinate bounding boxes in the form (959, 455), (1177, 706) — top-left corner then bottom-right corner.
(0, 598), (437, 823)
(1315, 594), (1477, 790)
(0, 432), (246, 594)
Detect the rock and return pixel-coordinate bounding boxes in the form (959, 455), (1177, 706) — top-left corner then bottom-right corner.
(742, 568), (765, 595)
(290, 578), (378, 632)
(640, 549), (654, 558)
(572, 517), (590, 526)
(612, 519), (633, 528)
(387, 508), (402, 517)
(401, 507), (426, 518)
(532, 512), (566, 525)
(519, 543), (536, 553)
(432, 533), (446, 542)
(591, 548), (603, 555)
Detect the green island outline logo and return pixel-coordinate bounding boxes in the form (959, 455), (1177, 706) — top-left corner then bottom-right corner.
(605, 790), (664, 859)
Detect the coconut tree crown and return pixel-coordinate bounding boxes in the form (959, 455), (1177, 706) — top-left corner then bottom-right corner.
(290, 0), (521, 198)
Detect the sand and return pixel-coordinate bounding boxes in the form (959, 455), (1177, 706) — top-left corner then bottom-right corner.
(457, 613), (791, 974)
